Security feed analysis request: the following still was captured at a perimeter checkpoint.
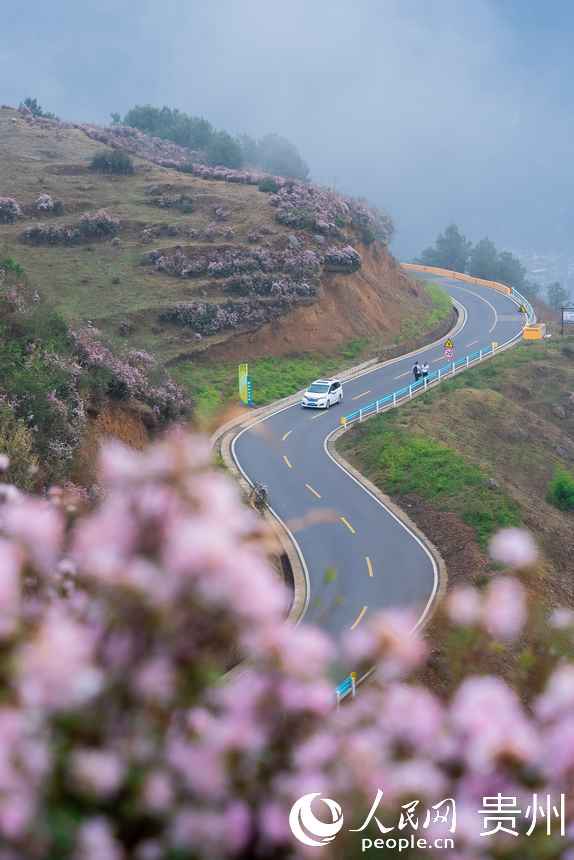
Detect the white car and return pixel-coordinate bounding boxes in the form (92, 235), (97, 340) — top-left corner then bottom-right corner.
(301, 378), (344, 409)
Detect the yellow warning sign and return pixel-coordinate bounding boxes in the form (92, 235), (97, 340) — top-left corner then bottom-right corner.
(444, 338), (454, 350)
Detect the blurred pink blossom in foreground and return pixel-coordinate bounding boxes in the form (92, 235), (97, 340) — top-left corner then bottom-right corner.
(488, 527), (538, 568)
(0, 430), (570, 859)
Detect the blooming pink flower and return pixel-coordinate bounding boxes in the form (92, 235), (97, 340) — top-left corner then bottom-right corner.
(0, 455), (9, 472)
(223, 802), (251, 854)
(75, 817), (124, 860)
(488, 528), (538, 568)
(133, 658), (175, 704)
(535, 665), (574, 722)
(258, 801), (291, 843)
(378, 683), (445, 753)
(540, 717), (574, 780)
(343, 609), (426, 679)
(482, 576), (526, 640)
(1, 498), (63, 573)
(447, 586), (481, 626)
(550, 608), (574, 629)
(142, 771), (174, 812)
(17, 608), (102, 711)
(450, 677), (538, 771)
(0, 539), (21, 636)
(71, 750), (125, 797)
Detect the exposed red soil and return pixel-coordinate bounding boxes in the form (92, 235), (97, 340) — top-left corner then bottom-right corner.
(197, 244), (427, 362)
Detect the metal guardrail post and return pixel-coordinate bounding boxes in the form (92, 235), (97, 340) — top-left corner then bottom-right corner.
(359, 408), (363, 423)
(409, 385), (413, 399)
(393, 392), (397, 406)
(479, 350), (483, 361)
(438, 369), (441, 381)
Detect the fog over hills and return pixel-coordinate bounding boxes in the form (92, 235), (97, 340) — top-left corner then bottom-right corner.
(3, 0), (574, 259)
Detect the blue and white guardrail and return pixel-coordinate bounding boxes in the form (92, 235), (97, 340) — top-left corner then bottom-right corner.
(340, 289), (535, 430)
(334, 288), (535, 699)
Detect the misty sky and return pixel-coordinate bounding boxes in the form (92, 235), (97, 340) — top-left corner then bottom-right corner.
(2, 0), (574, 258)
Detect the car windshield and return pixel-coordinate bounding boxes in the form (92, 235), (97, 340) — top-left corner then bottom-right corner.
(308, 383), (329, 393)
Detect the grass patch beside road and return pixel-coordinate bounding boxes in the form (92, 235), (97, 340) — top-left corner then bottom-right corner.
(173, 340), (368, 423)
(337, 336), (574, 585)
(339, 410), (521, 548)
(400, 281), (451, 342)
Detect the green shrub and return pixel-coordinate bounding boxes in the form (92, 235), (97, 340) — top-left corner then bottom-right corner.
(547, 468), (574, 511)
(0, 258), (24, 276)
(258, 177), (280, 193)
(90, 149), (135, 175)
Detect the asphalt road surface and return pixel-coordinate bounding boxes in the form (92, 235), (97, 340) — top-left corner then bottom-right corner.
(232, 276), (525, 646)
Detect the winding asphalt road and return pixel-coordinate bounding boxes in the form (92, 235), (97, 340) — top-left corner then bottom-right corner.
(232, 275), (526, 645)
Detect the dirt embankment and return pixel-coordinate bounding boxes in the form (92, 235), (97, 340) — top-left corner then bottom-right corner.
(194, 243), (427, 362)
(72, 402), (150, 485)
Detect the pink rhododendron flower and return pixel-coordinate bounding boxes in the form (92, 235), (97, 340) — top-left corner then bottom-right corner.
(1, 497), (64, 572)
(550, 608), (574, 629)
(488, 527), (538, 568)
(0, 539), (21, 636)
(142, 771), (174, 812)
(447, 586), (482, 626)
(71, 750), (125, 797)
(482, 576), (526, 640)
(17, 608), (102, 710)
(75, 817), (124, 860)
(343, 609), (426, 679)
(535, 665), (574, 721)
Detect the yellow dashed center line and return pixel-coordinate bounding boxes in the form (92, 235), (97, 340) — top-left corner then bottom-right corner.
(351, 389), (371, 401)
(283, 455), (293, 469)
(340, 516), (356, 534)
(365, 556), (374, 577)
(467, 339), (478, 347)
(350, 605), (368, 630)
(282, 429), (293, 442)
(305, 483), (322, 499)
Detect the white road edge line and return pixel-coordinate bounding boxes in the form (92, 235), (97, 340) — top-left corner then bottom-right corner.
(229, 285), (526, 654)
(229, 294), (469, 628)
(323, 427), (439, 633)
(452, 283), (499, 333)
(334, 288), (528, 691)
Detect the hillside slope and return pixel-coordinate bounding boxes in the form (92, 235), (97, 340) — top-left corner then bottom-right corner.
(0, 106), (435, 369)
(339, 338), (574, 609)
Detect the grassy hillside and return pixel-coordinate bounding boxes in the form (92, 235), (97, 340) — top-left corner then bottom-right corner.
(0, 107), (445, 396)
(338, 336), (574, 605)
